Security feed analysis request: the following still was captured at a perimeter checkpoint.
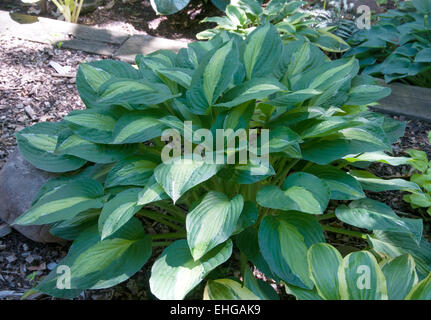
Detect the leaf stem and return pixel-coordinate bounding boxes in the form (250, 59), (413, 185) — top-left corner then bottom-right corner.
(154, 202), (186, 221)
(317, 212), (336, 220)
(152, 241), (173, 247)
(138, 209), (184, 231)
(151, 232), (186, 240)
(321, 224), (367, 239)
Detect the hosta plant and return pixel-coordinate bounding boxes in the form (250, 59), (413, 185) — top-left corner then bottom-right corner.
(14, 25), (431, 300)
(345, 0), (431, 87)
(150, 0), (230, 15)
(403, 137), (431, 216)
(196, 0), (350, 53)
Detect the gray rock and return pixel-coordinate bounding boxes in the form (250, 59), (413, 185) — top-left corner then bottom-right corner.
(0, 148), (66, 244)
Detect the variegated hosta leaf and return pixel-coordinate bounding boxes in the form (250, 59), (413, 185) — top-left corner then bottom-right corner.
(77, 60), (140, 108)
(203, 279), (261, 300)
(187, 191), (244, 260)
(381, 255), (418, 300)
(343, 151), (411, 166)
(55, 134), (134, 164)
(406, 272), (431, 300)
(367, 230), (431, 279)
(304, 165), (365, 200)
(105, 155), (159, 188)
(111, 111), (167, 144)
(215, 77), (285, 108)
(338, 251), (388, 300)
(63, 107), (121, 144)
(243, 23), (283, 80)
(98, 79), (176, 106)
(149, 239), (232, 300)
(307, 243), (343, 300)
(154, 158), (223, 203)
(258, 215), (314, 289)
(37, 219), (151, 298)
(257, 172), (330, 215)
(16, 122), (86, 173)
(98, 188), (143, 240)
(349, 170), (421, 193)
(336, 198), (423, 243)
(14, 178), (105, 226)
(64, 109), (168, 145)
(137, 175), (169, 205)
(203, 39), (239, 105)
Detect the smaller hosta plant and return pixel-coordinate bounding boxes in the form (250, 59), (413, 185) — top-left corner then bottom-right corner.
(283, 244), (431, 300)
(345, 0), (431, 87)
(14, 25), (430, 300)
(197, 0), (350, 53)
(403, 137), (431, 216)
(150, 0), (229, 15)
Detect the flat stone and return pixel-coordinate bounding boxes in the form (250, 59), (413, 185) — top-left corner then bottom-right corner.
(373, 79), (431, 122)
(0, 148), (66, 244)
(0, 10), (129, 47)
(114, 34), (188, 63)
(60, 39), (117, 56)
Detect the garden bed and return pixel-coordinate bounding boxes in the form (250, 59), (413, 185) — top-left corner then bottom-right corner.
(1, 33), (430, 300)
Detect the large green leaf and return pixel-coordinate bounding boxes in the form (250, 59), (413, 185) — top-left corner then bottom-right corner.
(98, 188), (143, 240)
(55, 134), (134, 164)
(280, 211), (325, 247)
(37, 219), (151, 297)
(76, 60), (140, 108)
(257, 172), (330, 215)
(16, 122), (86, 173)
(149, 239), (232, 300)
(14, 178), (105, 225)
(367, 230), (431, 279)
(338, 251), (388, 300)
(346, 85), (391, 105)
(63, 107), (121, 144)
(243, 23), (282, 79)
(111, 111), (167, 144)
(154, 158), (222, 203)
(187, 191), (243, 260)
(98, 79), (176, 106)
(203, 39), (239, 105)
(381, 255), (418, 300)
(137, 175), (169, 205)
(258, 215), (313, 289)
(215, 77), (285, 108)
(406, 272), (431, 300)
(50, 209), (100, 241)
(307, 243), (342, 300)
(336, 198), (423, 243)
(304, 165), (365, 200)
(349, 170), (421, 193)
(105, 155), (158, 188)
(203, 279), (261, 300)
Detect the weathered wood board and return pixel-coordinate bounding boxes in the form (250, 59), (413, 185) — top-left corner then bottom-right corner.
(372, 79), (431, 122)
